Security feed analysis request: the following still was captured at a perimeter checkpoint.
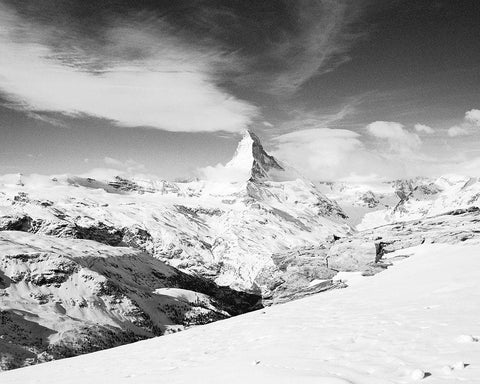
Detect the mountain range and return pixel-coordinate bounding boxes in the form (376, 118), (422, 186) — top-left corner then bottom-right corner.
(1, 131), (479, 370)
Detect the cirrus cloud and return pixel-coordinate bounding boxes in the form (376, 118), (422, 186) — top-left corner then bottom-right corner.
(0, 4), (257, 133)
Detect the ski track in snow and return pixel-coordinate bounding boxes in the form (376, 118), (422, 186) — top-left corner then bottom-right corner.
(2, 241), (479, 383)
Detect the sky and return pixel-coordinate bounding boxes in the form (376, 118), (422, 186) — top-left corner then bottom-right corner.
(0, 0), (479, 182)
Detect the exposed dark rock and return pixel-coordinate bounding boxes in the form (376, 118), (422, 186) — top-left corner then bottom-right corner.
(0, 214), (35, 232)
(265, 280), (347, 305)
(165, 272), (262, 316)
(121, 226), (154, 252)
(46, 325), (146, 362)
(107, 176), (155, 194)
(0, 310), (56, 370)
(359, 191), (380, 208)
(72, 223), (124, 246)
(248, 130), (284, 181)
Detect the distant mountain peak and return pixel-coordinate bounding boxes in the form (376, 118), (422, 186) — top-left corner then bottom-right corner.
(220, 130), (285, 183)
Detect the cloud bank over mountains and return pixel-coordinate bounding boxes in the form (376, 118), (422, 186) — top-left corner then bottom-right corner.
(272, 108), (480, 182)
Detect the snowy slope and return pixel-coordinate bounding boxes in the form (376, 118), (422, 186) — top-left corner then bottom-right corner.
(0, 231), (259, 370)
(2, 240), (479, 383)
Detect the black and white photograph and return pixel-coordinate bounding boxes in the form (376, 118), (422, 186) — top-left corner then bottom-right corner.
(0, 0), (479, 382)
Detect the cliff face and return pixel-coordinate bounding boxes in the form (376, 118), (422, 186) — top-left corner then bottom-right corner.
(247, 131), (284, 181)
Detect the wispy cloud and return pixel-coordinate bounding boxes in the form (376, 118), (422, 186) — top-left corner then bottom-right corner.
(0, 5), (257, 133)
(267, 1), (365, 94)
(236, 1), (366, 95)
(273, 100), (360, 137)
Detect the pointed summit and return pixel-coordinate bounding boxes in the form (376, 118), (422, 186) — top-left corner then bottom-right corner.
(200, 130), (299, 183)
(224, 130), (284, 182)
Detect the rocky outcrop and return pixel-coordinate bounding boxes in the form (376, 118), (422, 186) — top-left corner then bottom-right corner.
(359, 191), (380, 208)
(0, 214), (36, 232)
(327, 207), (480, 275)
(257, 244), (339, 304)
(326, 240), (376, 271)
(257, 206), (480, 305)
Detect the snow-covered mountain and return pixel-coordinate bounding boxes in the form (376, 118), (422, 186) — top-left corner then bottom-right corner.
(1, 130), (480, 372)
(0, 131), (353, 369)
(2, 238), (479, 384)
(318, 175), (480, 230)
(0, 131), (350, 295)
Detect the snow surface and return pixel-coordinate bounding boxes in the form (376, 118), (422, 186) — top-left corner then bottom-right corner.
(2, 241), (479, 383)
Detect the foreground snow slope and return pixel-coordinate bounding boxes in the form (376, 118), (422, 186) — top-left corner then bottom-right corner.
(3, 241), (479, 384)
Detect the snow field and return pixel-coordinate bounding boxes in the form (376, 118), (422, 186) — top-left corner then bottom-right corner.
(2, 241), (479, 383)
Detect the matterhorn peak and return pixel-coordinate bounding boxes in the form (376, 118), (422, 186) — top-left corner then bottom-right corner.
(245, 130), (284, 181)
(200, 130), (301, 184)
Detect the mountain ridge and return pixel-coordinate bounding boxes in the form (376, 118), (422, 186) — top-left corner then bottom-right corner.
(1, 131), (480, 371)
